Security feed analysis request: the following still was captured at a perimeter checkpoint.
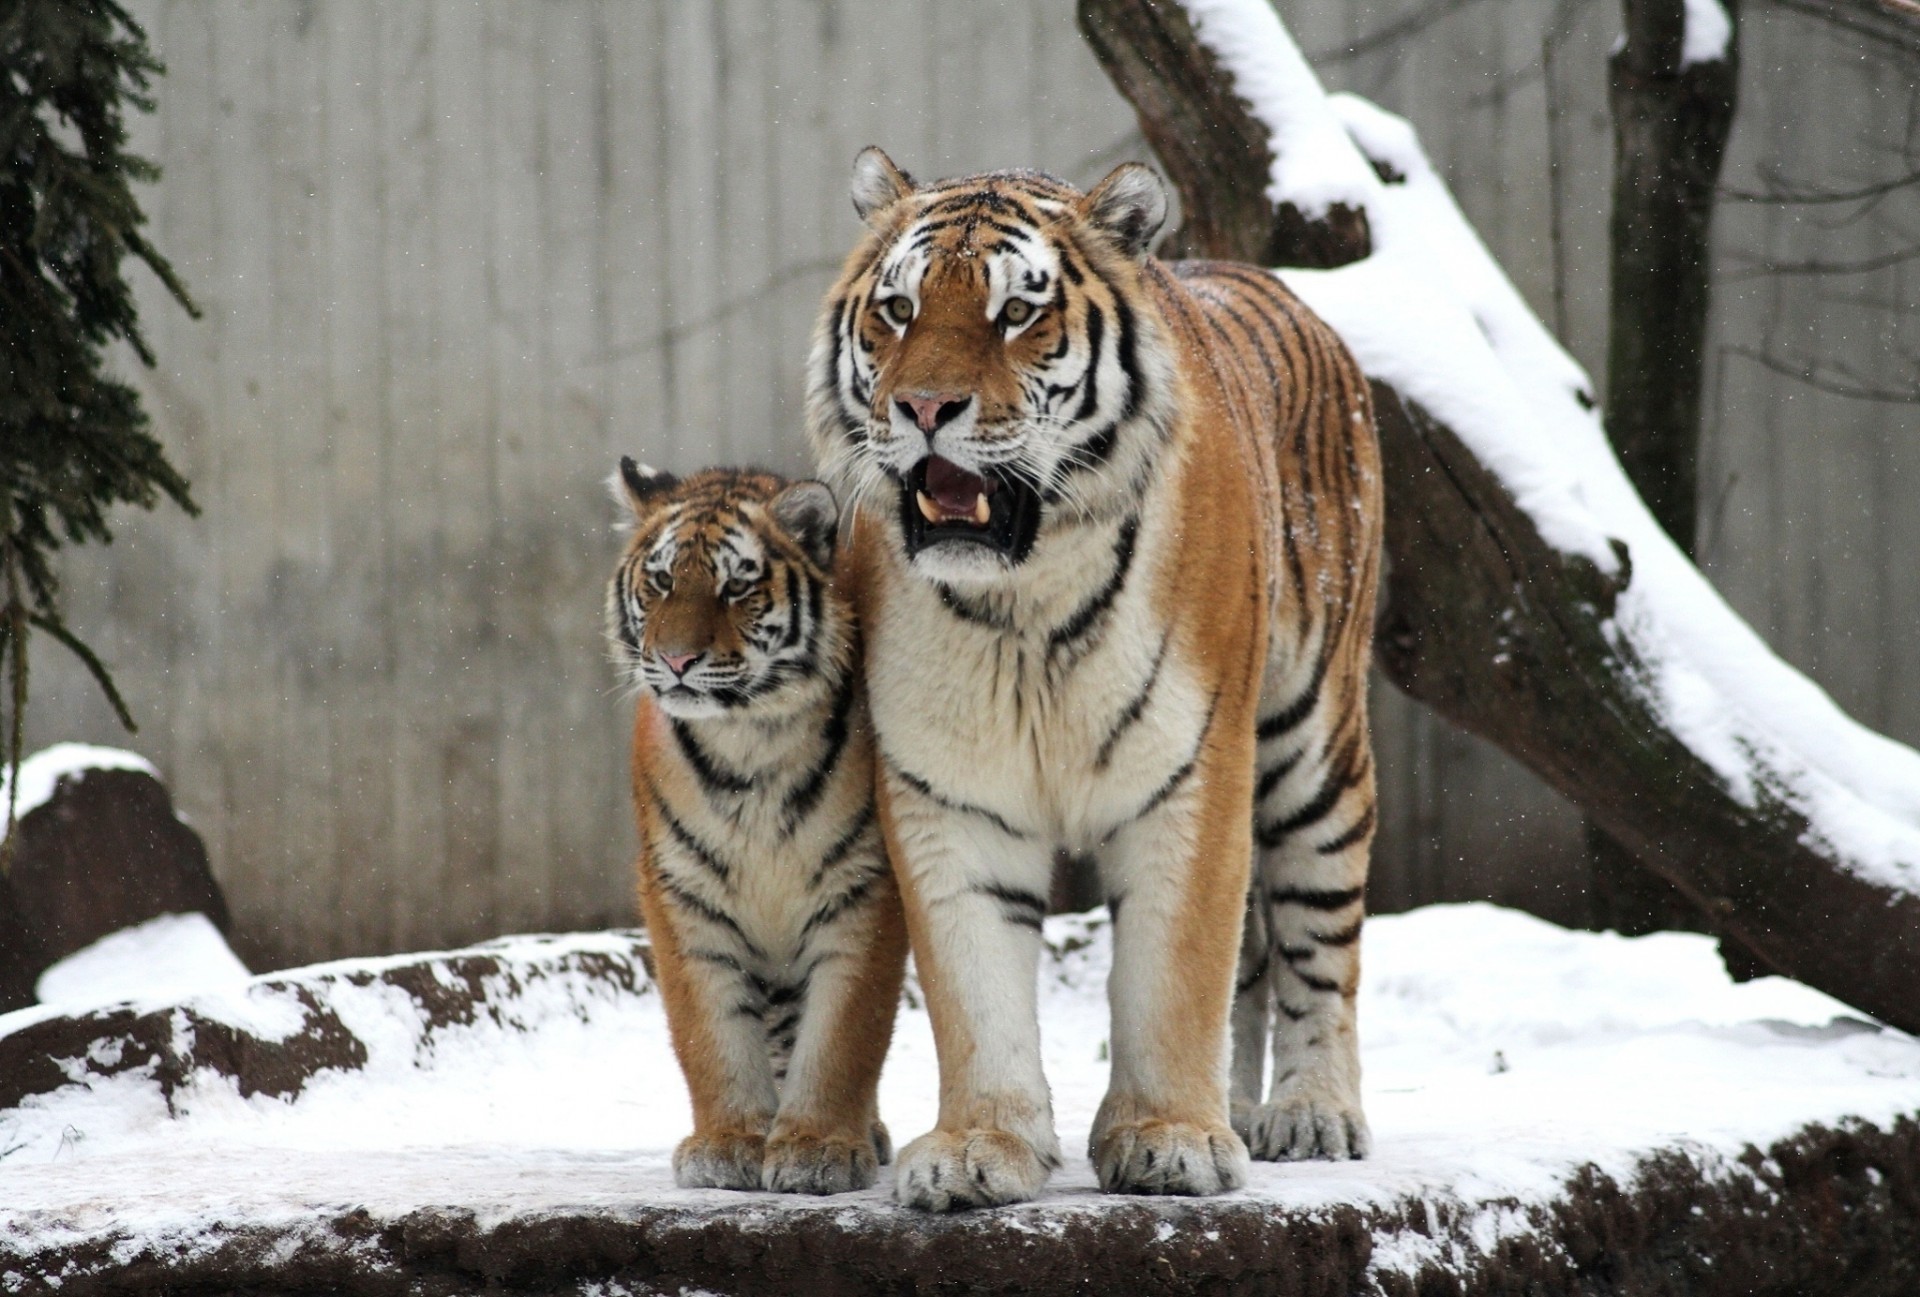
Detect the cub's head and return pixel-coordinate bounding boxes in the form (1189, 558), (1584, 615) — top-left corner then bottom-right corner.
(607, 460), (843, 720)
(807, 147), (1174, 585)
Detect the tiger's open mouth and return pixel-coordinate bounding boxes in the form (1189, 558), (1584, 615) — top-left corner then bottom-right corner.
(899, 455), (1041, 564)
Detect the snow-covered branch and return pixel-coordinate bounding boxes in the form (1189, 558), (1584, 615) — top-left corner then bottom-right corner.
(1077, 0), (1920, 1034)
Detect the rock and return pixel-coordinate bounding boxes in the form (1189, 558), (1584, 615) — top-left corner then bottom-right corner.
(0, 747), (231, 1010)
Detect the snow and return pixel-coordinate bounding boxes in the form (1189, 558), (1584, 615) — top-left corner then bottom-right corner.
(1681, 0), (1733, 68)
(0, 745), (155, 822)
(1, 905), (1913, 1274)
(1246, 86), (1920, 895)
(35, 914), (251, 1011)
(1182, 0), (1380, 218)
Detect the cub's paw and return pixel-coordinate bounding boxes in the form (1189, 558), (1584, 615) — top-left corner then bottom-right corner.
(1245, 1094), (1370, 1161)
(1094, 1119), (1249, 1196)
(871, 1120), (894, 1166)
(673, 1130), (766, 1190)
(762, 1130), (879, 1195)
(895, 1129), (1055, 1211)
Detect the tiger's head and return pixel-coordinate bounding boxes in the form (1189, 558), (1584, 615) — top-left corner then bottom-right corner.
(807, 148), (1176, 586)
(607, 460), (845, 721)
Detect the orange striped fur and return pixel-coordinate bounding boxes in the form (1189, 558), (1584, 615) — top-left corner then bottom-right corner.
(608, 463), (907, 1194)
(807, 152), (1382, 1208)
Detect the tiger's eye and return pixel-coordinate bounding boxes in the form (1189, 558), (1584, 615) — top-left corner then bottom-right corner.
(1001, 298), (1034, 328)
(885, 296), (914, 325)
(648, 570), (672, 595)
(722, 576), (752, 600)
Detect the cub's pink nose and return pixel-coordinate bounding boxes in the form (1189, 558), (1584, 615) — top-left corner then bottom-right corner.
(659, 651), (700, 678)
(898, 391), (971, 434)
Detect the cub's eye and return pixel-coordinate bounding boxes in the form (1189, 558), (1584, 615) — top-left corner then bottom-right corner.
(647, 570), (672, 596)
(1000, 298), (1036, 329)
(884, 296), (914, 326)
(721, 576), (754, 600)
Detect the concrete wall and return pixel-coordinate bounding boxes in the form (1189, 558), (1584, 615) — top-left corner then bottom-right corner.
(32, 0), (1918, 968)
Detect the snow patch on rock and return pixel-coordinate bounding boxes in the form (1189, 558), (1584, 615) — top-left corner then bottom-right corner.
(36, 913), (249, 1011)
(0, 744), (155, 822)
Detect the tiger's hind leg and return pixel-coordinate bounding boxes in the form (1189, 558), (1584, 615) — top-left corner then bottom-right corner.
(1240, 656), (1374, 1161)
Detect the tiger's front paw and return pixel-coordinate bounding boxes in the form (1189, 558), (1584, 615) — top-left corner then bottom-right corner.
(762, 1129), (879, 1195)
(1244, 1088), (1370, 1161)
(673, 1130), (767, 1190)
(1093, 1119), (1249, 1196)
(895, 1129), (1055, 1211)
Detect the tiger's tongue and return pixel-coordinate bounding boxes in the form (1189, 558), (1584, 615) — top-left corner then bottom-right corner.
(924, 456), (992, 517)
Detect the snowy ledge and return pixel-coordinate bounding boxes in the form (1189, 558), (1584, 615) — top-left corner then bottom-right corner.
(3, 908), (1917, 1296)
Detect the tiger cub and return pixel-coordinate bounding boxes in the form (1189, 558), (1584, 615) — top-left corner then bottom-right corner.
(606, 459), (906, 1194)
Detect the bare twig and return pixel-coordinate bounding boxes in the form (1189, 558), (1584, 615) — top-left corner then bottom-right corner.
(1722, 169), (1920, 204)
(1720, 241), (1920, 279)
(1728, 345), (1920, 402)
(1311, 0), (1491, 65)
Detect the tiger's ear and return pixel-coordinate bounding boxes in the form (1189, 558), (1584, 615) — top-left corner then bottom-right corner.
(1080, 162), (1170, 260)
(610, 456), (678, 519)
(770, 480), (840, 570)
(850, 146), (914, 229)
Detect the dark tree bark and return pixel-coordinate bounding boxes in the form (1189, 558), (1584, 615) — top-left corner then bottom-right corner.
(1591, 0), (1742, 937)
(1076, 0), (1369, 268)
(1606, 0), (1739, 557)
(1076, 0), (1920, 1033)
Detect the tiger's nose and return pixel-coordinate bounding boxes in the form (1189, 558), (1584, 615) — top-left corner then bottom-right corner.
(897, 391), (971, 434)
(659, 651), (701, 678)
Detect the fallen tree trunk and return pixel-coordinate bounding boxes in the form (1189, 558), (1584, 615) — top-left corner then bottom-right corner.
(1078, 0), (1920, 1033)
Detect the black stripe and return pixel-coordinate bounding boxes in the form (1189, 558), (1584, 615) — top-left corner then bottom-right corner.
(656, 800), (735, 887)
(1276, 998), (1311, 1022)
(1256, 766), (1355, 848)
(656, 873), (753, 947)
(783, 667), (856, 829)
(1266, 884), (1365, 911)
(1293, 970), (1342, 994)
(779, 567), (804, 649)
(765, 981), (807, 1007)
(1127, 692), (1219, 825)
(809, 801), (876, 889)
(1312, 916), (1364, 947)
(1236, 948), (1271, 994)
(1095, 632), (1169, 770)
(1315, 803), (1377, 855)
(1257, 655), (1329, 743)
(1111, 291), (1144, 422)
(1255, 750), (1304, 803)
(888, 761), (1030, 840)
(1073, 303), (1106, 423)
(1058, 249), (1085, 284)
(1048, 516), (1137, 656)
(800, 866), (881, 939)
(934, 583), (1014, 633)
(672, 721), (753, 796)
(973, 882), (1046, 931)
(1279, 944), (1315, 965)
(765, 1009), (801, 1039)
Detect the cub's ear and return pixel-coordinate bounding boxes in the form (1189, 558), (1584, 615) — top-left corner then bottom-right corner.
(609, 456), (678, 519)
(1079, 162), (1170, 260)
(850, 146), (915, 229)
(770, 480), (840, 571)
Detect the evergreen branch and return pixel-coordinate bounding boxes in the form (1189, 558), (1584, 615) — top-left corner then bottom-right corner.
(26, 612), (135, 732)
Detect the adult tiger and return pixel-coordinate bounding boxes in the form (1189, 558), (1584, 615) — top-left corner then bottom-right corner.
(807, 150), (1383, 1208)
(607, 461), (906, 1194)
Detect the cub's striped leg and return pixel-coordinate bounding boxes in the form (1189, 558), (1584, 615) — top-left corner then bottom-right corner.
(764, 854), (909, 1195)
(880, 765), (1061, 1210)
(637, 868), (781, 1190)
(1089, 702), (1257, 1197)
(1241, 659), (1374, 1161)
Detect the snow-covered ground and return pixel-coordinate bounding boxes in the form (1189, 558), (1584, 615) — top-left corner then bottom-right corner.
(2, 903), (1913, 1289)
